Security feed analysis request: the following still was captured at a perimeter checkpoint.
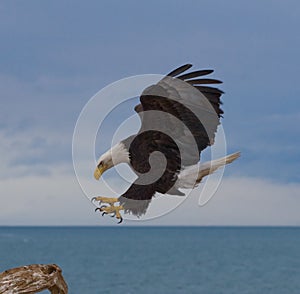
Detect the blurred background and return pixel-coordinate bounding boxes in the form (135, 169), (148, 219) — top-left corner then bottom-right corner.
(1, 0), (300, 225)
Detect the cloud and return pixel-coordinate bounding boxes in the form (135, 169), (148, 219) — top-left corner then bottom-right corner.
(0, 172), (299, 226)
(1, 0), (300, 226)
(142, 176), (300, 226)
(0, 172), (97, 226)
(0, 126), (74, 179)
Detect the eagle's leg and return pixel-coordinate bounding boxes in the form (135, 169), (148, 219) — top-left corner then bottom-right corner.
(92, 197), (124, 224)
(91, 196), (119, 206)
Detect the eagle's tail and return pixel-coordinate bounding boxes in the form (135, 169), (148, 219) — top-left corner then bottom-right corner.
(177, 152), (240, 189)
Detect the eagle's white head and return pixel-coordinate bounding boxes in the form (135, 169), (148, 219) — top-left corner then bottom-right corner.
(94, 141), (130, 180)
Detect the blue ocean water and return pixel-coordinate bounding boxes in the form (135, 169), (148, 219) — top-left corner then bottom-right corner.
(0, 227), (300, 294)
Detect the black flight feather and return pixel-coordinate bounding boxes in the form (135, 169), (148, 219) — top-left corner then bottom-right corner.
(166, 64), (193, 77)
(186, 78), (222, 85)
(177, 69), (214, 80)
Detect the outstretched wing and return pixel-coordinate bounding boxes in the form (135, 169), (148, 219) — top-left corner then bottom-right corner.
(134, 64), (224, 167)
(119, 65), (224, 214)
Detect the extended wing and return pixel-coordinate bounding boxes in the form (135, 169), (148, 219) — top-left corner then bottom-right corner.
(134, 64), (224, 167)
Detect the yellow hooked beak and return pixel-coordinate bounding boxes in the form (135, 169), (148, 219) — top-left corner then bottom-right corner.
(94, 165), (107, 180)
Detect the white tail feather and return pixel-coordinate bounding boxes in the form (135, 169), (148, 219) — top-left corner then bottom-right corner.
(176, 152), (240, 189)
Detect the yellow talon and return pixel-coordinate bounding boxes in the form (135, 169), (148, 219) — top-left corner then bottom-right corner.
(100, 205), (124, 216)
(114, 206), (124, 220)
(92, 196), (119, 206)
(92, 196), (124, 223)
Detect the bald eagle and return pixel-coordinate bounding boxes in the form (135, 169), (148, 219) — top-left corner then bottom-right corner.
(92, 64), (240, 223)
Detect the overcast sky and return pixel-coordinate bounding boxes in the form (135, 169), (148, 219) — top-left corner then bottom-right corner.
(1, 0), (300, 226)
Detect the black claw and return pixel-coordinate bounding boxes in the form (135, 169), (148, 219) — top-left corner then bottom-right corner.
(100, 205), (107, 210)
(91, 197), (102, 204)
(111, 213), (116, 217)
(95, 207), (101, 212)
(92, 197), (99, 203)
(102, 212), (107, 216)
(117, 217), (123, 224)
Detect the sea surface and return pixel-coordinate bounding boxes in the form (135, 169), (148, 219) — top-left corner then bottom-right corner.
(0, 226), (300, 294)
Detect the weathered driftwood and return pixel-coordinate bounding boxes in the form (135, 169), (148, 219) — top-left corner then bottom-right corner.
(0, 264), (68, 294)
